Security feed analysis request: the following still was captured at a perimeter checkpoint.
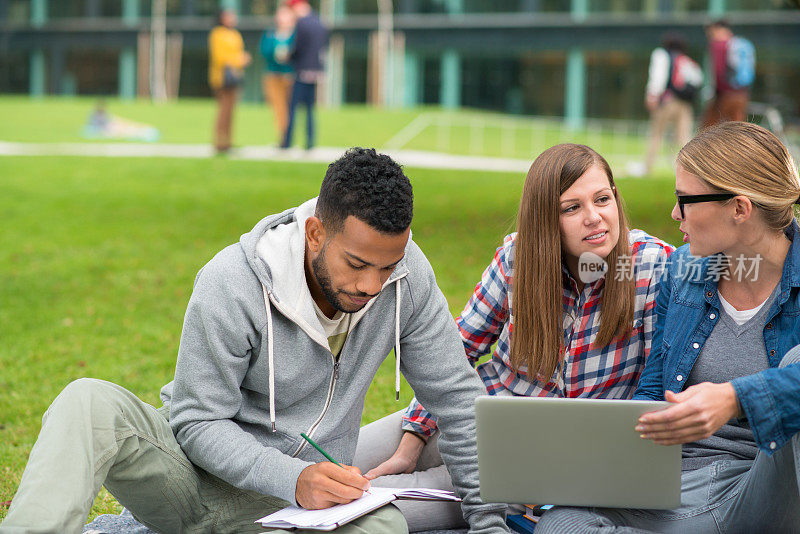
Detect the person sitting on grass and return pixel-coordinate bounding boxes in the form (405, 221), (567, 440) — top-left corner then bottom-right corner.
(537, 122), (800, 532)
(0, 148), (508, 534)
(352, 143), (674, 531)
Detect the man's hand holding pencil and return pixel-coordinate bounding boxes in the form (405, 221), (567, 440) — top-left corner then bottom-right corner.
(295, 432), (373, 509)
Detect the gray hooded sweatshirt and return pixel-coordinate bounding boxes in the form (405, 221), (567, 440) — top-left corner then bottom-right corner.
(160, 199), (508, 532)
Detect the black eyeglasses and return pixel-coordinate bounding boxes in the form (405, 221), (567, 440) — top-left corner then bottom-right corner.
(675, 193), (736, 219)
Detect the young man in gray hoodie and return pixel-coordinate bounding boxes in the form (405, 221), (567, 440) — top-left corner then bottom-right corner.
(1, 148), (508, 534)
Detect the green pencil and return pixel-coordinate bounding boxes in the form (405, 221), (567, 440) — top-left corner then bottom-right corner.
(300, 432), (372, 494)
(300, 432), (344, 467)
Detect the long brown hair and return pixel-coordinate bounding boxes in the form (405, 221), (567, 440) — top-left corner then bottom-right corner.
(511, 144), (634, 382)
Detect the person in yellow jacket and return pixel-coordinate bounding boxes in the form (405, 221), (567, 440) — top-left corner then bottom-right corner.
(209, 9), (251, 153)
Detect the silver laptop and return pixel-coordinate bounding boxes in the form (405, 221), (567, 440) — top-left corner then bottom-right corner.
(475, 396), (681, 509)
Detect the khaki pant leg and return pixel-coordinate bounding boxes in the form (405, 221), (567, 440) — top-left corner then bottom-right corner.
(1, 378), (203, 534)
(276, 76), (294, 140)
(262, 74), (271, 105)
(0, 379), (289, 534)
(265, 74), (293, 141)
(660, 98), (693, 150)
(673, 99), (694, 148)
(645, 103), (670, 174)
(1, 379), (405, 534)
(214, 88), (237, 150)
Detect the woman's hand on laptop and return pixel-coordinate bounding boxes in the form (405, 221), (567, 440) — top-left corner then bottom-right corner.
(635, 382), (740, 445)
(363, 431), (425, 480)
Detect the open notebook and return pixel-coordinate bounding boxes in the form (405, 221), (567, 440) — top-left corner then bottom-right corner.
(256, 487), (461, 531)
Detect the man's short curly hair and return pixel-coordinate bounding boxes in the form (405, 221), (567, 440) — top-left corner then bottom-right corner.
(316, 147), (413, 235)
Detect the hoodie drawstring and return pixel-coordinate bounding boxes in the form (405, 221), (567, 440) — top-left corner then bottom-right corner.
(262, 286), (277, 432)
(395, 282), (401, 401)
(261, 280), (403, 431)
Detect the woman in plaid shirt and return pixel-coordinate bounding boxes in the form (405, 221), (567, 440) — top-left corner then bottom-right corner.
(353, 144), (674, 531)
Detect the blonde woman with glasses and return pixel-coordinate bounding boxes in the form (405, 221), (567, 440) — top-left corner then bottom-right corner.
(352, 144), (673, 531)
(538, 122), (800, 532)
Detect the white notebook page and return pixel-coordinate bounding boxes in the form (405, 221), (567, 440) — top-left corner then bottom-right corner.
(256, 487), (459, 529)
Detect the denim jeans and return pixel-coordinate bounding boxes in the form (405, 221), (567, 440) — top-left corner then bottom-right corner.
(536, 350), (800, 533)
(536, 436), (799, 534)
(281, 80), (316, 149)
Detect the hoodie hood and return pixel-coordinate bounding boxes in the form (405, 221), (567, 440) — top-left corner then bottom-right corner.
(242, 198), (329, 350)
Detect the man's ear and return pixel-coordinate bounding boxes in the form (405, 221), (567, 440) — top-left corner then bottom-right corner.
(305, 216), (326, 253)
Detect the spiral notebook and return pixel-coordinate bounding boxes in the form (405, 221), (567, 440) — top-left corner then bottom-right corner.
(256, 487), (460, 531)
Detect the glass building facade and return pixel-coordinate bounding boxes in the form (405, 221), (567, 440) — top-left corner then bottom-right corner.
(1, 0), (798, 124)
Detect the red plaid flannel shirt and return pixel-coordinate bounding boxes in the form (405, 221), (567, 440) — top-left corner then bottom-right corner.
(402, 229), (674, 437)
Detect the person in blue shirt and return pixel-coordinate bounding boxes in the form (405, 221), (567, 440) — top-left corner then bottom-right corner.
(260, 3), (295, 143)
(538, 121), (800, 532)
(280, 0), (329, 150)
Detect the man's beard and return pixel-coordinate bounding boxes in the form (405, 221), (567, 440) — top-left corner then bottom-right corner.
(311, 245), (373, 313)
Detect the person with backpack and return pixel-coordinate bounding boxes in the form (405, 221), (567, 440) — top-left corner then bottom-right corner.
(702, 19), (756, 128)
(644, 33), (703, 176)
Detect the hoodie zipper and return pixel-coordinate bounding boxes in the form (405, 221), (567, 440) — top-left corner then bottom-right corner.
(283, 273), (407, 458)
(291, 351), (340, 458)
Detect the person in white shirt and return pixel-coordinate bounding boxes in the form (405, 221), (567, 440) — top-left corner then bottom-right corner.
(644, 33), (703, 176)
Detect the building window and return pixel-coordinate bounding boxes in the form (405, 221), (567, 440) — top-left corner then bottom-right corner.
(344, 54), (368, 103)
(65, 49), (118, 94)
(0, 50), (30, 93)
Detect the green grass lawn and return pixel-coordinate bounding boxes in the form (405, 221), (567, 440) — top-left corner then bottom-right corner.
(0, 112), (681, 522)
(0, 95), (421, 147)
(0, 96), (666, 168)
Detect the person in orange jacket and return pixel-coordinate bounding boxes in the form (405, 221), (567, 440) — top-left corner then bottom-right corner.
(209, 9), (251, 153)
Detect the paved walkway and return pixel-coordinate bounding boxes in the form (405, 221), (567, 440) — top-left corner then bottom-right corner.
(0, 141), (531, 174)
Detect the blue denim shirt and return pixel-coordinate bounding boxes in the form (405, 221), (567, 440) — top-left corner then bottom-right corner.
(634, 221), (800, 454)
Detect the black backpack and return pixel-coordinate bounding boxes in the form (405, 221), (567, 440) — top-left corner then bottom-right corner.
(666, 52), (702, 102)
